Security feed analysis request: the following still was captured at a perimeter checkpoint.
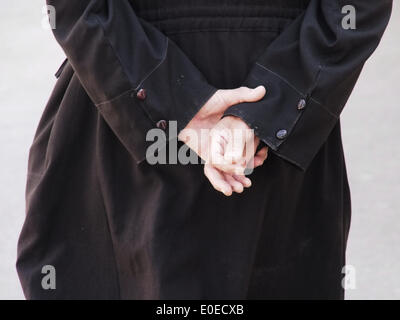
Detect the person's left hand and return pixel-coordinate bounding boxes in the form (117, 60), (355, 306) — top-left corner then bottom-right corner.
(204, 116), (269, 196)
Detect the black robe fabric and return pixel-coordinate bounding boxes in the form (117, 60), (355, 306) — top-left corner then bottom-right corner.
(17, 0), (392, 299)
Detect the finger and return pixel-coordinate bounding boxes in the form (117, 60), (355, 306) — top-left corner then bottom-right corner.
(213, 163), (246, 176)
(209, 128), (246, 175)
(253, 146), (268, 168)
(253, 157), (265, 168)
(213, 161), (246, 176)
(233, 174), (252, 188)
(241, 131), (257, 169)
(204, 165), (232, 196)
(223, 173), (244, 193)
(256, 146), (268, 159)
(221, 86), (266, 106)
(209, 130), (227, 166)
(224, 129), (246, 165)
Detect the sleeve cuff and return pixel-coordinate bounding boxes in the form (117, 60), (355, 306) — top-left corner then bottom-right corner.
(96, 39), (217, 164)
(223, 63), (338, 171)
(137, 39), (217, 133)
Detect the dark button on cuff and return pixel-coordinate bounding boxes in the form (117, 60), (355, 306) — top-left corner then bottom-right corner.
(297, 98), (306, 110)
(136, 88), (147, 100)
(156, 120), (168, 130)
(276, 129), (288, 140)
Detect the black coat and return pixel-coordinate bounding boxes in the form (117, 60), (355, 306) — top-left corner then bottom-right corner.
(17, 0), (392, 299)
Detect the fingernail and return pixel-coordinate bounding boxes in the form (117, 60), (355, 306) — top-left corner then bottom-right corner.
(257, 85), (266, 95)
(224, 189), (232, 196)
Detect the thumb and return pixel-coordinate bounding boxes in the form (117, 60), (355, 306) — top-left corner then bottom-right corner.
(242, 85), (266, 103)
(221, 85), (266, 107)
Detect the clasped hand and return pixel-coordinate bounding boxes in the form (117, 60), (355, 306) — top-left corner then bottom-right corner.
(178, 86), (268, 196)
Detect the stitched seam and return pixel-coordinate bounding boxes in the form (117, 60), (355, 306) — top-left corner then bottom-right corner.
(93, 14), (135, 90)
(256, 62), (305, 95)
(255, 62), (339, 119)
(93, 14), (168, 105)
(96, 87), (158, 124)
(134, 38), (169, 90)
(253, 63), (317, 149)
(273, 149), (305, 170)
(95, 88), (136, 107)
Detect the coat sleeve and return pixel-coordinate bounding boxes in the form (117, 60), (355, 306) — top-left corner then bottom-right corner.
(224, 0), (392, 170)
(47, 0), (217, 163)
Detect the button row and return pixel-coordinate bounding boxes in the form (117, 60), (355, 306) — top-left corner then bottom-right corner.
(135, 88), (168, 130)
(275, 98), (306, 140)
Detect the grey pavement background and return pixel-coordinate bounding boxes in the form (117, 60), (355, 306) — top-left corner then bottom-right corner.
(0, 1), (399, 300)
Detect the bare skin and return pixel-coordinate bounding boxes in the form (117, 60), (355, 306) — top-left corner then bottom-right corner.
(179, 86), (268, 196)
